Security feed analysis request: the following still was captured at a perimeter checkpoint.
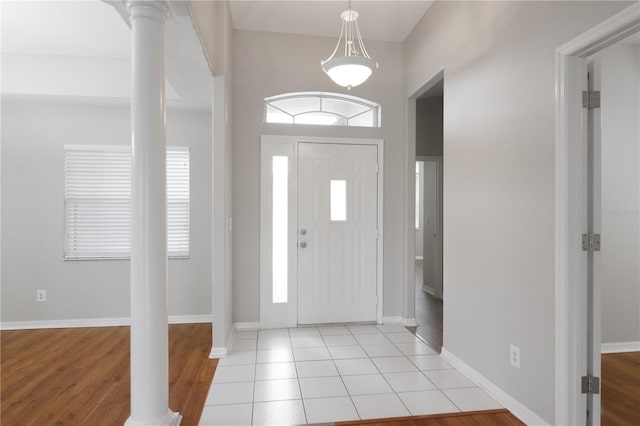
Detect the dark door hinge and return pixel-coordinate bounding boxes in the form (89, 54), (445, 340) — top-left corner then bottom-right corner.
(582, 90), (601, 109)
(581, 375), (600, 394)
(582, 233), (601, 252)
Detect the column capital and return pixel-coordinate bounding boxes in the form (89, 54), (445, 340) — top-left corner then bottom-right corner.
(126, 0), (169, 22)
(103, 0), (189, 27)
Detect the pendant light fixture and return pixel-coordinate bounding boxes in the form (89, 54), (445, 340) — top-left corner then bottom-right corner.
(321, 1), (378, 90)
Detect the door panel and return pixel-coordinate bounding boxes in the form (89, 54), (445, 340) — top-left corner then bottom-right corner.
(587, 60), (602, 426)
(298, 143), (378, 324)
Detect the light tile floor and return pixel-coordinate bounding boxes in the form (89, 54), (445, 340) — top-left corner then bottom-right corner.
(200, 325), (502, 425)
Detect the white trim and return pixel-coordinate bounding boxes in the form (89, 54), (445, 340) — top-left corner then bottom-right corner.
(441, 348), (550, 426)
(381, 316), (417, 327)
(210, 324), (235, 359)
(235, 322), (260, 330)
(421, 285), (436, 297)
(406, 69), (444, 332)
(403, 317), (418, 327)
(125, 411), (182, 426)
(382, 316), (403, 324)
(601, 341), (640, 354)
(555, 4), (639, 425)
(556, 3), (640, 58)
(169, 315), (212, 324)
(0, 314), (212, 331)
(209, 347), (229, 359)
(260, 135), (385, 327)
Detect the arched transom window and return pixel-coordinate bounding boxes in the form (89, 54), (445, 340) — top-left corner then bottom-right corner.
(264, 92), (381, 127)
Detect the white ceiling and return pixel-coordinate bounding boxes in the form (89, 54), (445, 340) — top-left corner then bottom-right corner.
(1, 0), (131, 58)
(229, 0), (434, 42)
(1, 0), (211, 109)
(0, 0), (433, 106)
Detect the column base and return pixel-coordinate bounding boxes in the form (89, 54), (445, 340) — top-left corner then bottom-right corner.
(125, 410), (182, 426)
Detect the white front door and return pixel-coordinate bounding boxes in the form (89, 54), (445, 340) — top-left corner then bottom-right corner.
(297, 143), (378, 324)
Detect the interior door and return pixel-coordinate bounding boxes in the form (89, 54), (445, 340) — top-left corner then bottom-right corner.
(586, 59), (602, 426)
(587, 38), (640, 425)
(297, 142), (378, 324)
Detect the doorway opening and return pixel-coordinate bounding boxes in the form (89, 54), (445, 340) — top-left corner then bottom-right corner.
(411, 79), (444, 351)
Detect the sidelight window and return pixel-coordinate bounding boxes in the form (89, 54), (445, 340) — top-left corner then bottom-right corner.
(272, 156), (289, 303)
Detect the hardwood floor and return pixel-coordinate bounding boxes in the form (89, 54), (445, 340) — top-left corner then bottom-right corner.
(1, 323), (216, 426)
(7, 324), (634, 426)
(602, 351), (640, 426)
(337, 409), (525, 425)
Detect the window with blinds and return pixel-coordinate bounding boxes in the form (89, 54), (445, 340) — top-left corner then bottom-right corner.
(64, 145), (190, 259)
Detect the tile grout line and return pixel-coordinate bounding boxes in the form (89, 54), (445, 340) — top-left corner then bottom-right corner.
(369, 330), (415, 418)
(211, 326), (492, 424)
(250, 337), (258, 426)
(289, 327), (309, 425)
(328, 326), (362, 422)
(394, 337), (463, 414)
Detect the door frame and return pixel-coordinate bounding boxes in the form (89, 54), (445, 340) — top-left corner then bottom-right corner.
(554, 4), (639, 425)
(406, 68), (445, 326)
(416, 156), (443, 299)
(260, 135), (385, 329)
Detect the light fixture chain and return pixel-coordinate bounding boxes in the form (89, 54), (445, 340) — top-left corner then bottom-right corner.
(355, 20), (371, 59)
(320, 0), (378, 89)
(324, 18), (346, 65)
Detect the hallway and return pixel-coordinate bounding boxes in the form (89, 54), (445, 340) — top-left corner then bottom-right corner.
(411, 260), (443, 351)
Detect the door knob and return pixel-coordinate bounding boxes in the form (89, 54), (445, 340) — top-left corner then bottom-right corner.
(300, 242), (307, 248)
(300, 229), (307, 236)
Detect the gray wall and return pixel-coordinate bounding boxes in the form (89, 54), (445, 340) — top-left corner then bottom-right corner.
(232, 30), (406, 322)
(404, 1), (631, 422)
(1, 99), (212, 322)
(416, 96), (443, 157)
(598, 43), (640, 345)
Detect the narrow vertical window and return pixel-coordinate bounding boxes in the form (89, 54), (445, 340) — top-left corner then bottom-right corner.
(272, 156), (288, 303)
(330, 179), (347, 221)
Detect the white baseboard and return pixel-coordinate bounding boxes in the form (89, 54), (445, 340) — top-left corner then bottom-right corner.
(0, 314), (212, 331)
(125, 411), (182, 426)
(441, 348), (550, 426)
(381, 316), (417, 327)
(235, 322), (260, 330)
(421, 285), (436, 296)
(209, 347), (229, 358)
(382, 316), (403, 324)
(210, 325), (235, 359)
(403, 317), (418, 327)
(168, 315), (212, 324)
(601, 341), (640, 354)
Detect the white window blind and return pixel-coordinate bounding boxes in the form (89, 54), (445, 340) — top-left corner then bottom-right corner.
(64, 145), (190, 259)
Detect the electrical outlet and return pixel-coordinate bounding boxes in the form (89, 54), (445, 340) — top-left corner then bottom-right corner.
(510, 344), (520, 368)
(36, 290), (47, 302)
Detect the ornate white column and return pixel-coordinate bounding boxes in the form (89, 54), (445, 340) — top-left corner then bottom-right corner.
(126, 1), (180, 425)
